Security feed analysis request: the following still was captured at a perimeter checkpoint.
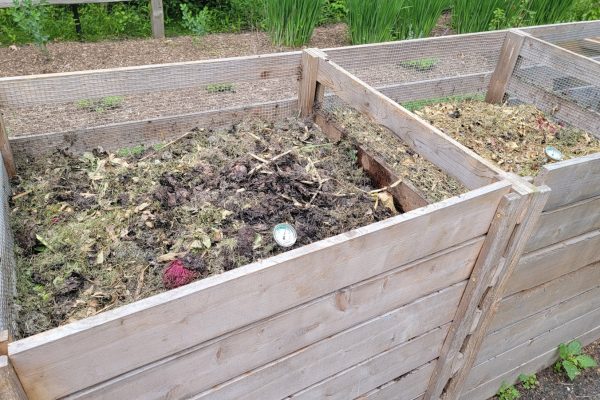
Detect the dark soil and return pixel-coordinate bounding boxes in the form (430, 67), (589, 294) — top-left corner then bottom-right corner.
(0, 24), (349, 77)
(10, 117), (396, 338)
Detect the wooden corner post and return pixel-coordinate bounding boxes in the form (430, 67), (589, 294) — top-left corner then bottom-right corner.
(485, 29), (528, 104)
(0, 112), (16, 178)
(150, 0), (165, 39)
(298, 48), (327, 118)
(0, 331), (27, 400)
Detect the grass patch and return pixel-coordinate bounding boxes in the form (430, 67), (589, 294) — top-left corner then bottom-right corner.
(399, 57), (439, 72)
(401, 93), (484, 112)
(75, 96), (124, 112)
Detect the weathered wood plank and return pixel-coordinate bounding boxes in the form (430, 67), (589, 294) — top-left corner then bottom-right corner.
(316, 57), (506, 190)
(486, 30), (528, 103)
(534, 152), (600, 211)
(0, 113), (15, 177)
(491, 261), (600, 332)
(9, 181), (510, 400)
(519, 20), (600, 43)
(193, 292), (456, 400)
(506, 229), (600, 296)
(525, 194), (600, 253)
(466, 304), (600, 389)
(357, 361), (434, 400)
(298, 49), (325, 117)
(0, 52), (301, 108)
(288, 326), (449, 400)
(150, 0), (164, 39)
(461, 321), (600, 400)
(0, 356), (27, 400)
(477, 284), (600, 363)
(67, 243), (480, 400)
(10, 99), (298, 157)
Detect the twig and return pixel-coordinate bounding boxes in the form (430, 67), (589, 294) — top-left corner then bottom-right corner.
(368, 178), (403, 194)
(249, 149), (293, 175)
(249, 153), (269, 163)
(139, 130), (194, 161)
(134, 265), (150, 300)
(12, 190), (32, 200)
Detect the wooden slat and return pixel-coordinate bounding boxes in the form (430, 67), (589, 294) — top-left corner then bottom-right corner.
(461, 319), (600, 400)
(525, 194), (600, 252)
(9, 99), (298, 157)
(582, 38), (600, 52)
(506, 229), (600, 296)
(67, 242), (480, 400)
(477, 284), (600, 363)
(491, 261), (600, 332)
(194, 289), (458, 400)
(9, 181), (510, 400)
(486, 30), (527, 103)
(289, 326), (449, 400)
(298, 49), (325, 117)
(508, 77), (600, 137)
(519, 20), (600, 42)
(0, 113), (15, 178)
(466, 304), (600, 389)
(0, 52), (301, 108)
(0, 356), (27, 400)
(357, 361), (435, 400)
(316, 57), (506, 190)
(534, 152), (600, 211)
(0, 0), (128, 6)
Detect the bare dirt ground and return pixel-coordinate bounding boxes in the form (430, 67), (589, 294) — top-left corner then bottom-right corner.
(0, 24), (349, 77)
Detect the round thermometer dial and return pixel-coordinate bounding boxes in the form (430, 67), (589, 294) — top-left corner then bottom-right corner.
(273, 223), (297, 247)
(545, 145), (563, 161)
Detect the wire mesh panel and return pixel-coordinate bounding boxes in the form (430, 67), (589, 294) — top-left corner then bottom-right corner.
(0, 155), (16, 335)
(522, 20), (600, 60)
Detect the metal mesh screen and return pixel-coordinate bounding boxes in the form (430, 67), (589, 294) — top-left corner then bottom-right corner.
(522, 21), (600, 60)
(506, 37), (600, 136)
(0, 155), (16, 335)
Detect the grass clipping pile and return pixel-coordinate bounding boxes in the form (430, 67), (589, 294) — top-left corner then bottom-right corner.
(417, 100), (600, 177)
(11, 118), (395, 338)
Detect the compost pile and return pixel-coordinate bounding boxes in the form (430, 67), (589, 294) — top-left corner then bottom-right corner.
(417, 100), (600, 177)
(11, 118), (395, 337)
(330, 108), (466, 202)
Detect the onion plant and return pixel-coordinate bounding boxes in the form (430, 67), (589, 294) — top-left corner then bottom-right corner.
(346, 0), (404, 44)
(395, 0), (449, 39)
(452, 0), (515, 33)
(263, 0), (323, 47)
(526, 0), (574, 25)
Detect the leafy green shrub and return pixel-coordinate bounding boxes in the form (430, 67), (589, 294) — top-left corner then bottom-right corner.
(497, 381), (520, 400)
(453, 0), (513, 33)
(569, 0), (600, 21)
(78, 3), (150, 40)
(346, 0), (403, 44)
(554, 340), (598, 381)
(518, 373), (539, 390)
(488, 0), (535, 30)
(319, 0), (347, 25)
(264, 0), (323, 46)
(395, 0), (448, 39)
(180, 3), (209, 36)
(11, 0), (49, 54)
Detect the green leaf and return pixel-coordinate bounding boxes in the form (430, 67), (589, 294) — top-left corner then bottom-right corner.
(558, 343), (569, 359)
(575, 354), (598, 369)
(563, 360), (580, 381)
(567, 340), (582, 356)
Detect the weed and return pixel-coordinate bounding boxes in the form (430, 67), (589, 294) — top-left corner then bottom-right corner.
(76, 96), (124, 112)
(116, 144), (145, 158)
(180, 3), (209, 37)
(554, 340), (598, 381)
(11, 0), (49, 56)
(518, 373), (539, 390)
(401, 94), (485, 112)
(395, 0), (448, 39)
(264, 0), (323, 46)
(206, 83), (235, 93)
(76, 99), (94, 109)
(497, 381), (520, 400)
(399, 58), (438, 72)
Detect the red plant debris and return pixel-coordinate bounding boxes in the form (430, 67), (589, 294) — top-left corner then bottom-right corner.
(162, 259), (199, 289)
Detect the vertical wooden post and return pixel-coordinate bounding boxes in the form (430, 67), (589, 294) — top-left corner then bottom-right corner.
(485, 29), (528, 104)
(298, 48), (327, 117)
(0, 331), (10, 356)
(0, 356), (27, 399)
(0, 113), (16, 178)
(426, 187), (550, 400)
(150, 0), (165, 39)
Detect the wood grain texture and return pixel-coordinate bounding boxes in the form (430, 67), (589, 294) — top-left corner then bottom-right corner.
(518, 20), (600, 42)
(9, 181), (509, 400)
(506, 229), (600, 296)
(0, 357), (27, 400)
(316, 57), (506, 190)
(534, 152), (600, 211)
(298, 49), (326, 117)
(357, 361), (435, 400)
(0, 114), (15, 178)
(66, 243), (480, 400)
(477, 284), (600, 363)
(525, 194), (600, 253)
(193, 292), (457, 400)
(0, 52), (301, 108)
(486, 30), (527, 103)
(288, 326), (449, 400)
(150, 0), (164, 39)
(491, 261), (600, 332)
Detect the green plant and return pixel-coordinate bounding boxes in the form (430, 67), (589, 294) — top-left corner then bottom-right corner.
(264, 0), (323, 46)
(554, 340), (598, 381)
(116, 144), (145, 157)
(11, 0), (49, 55)
(497, 382), (520, 400)
(180, 3), (209, 37)
(453, 0), (514, 33)
(568, 0), (600, 21)
(76, 96), (124, 112)
(526, 0), (575, 25)
(395, 0), (448, 39)
(488, 0), (535, 30)
(206, 83), (235, 93)
(346, 0), (404, 44)
(518, 373), (539, 390)
(319, 0), (347, 25)
(399, 57), (438, 72)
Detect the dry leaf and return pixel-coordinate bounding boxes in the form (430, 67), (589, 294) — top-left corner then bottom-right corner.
(158, 252), (186, 262)
(377, 192), (397, 213)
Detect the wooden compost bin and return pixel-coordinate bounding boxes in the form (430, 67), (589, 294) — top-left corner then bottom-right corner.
(0, 21), (598, 400)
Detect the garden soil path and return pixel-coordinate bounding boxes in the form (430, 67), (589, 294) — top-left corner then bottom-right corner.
(0, 23), (349, 77)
